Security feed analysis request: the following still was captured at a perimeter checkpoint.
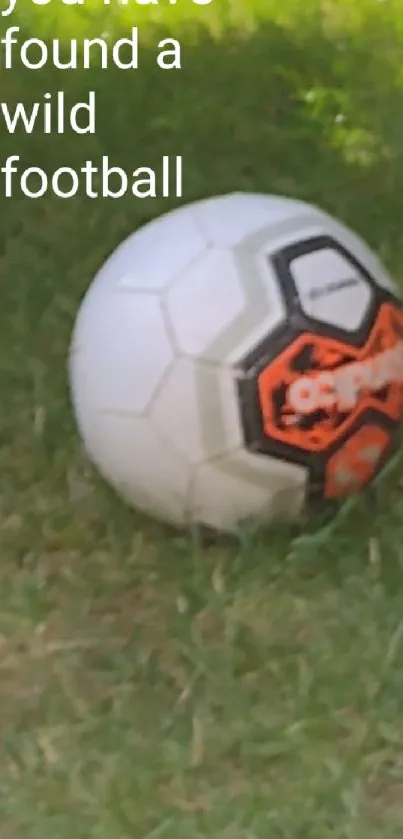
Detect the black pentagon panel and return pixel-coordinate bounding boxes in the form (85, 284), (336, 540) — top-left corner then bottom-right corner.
(236, 235), (403, 503)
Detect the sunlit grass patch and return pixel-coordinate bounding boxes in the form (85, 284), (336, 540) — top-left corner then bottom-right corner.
(8, 0), (403, 39)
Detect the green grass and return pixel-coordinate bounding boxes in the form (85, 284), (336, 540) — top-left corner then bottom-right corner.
(3, 1), (403, 836)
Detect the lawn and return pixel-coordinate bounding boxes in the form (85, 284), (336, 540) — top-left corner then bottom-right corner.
(2, 0), (403, 836)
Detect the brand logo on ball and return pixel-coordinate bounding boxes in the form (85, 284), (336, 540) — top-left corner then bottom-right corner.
(258, 303), (403, 454)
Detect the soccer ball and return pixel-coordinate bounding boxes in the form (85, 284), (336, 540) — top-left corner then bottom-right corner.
(69, 193), (403, 533)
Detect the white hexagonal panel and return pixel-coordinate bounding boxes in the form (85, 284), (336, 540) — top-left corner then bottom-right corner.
(166, 248), (246, 361)
(150, 358), (242, 464)
(98, 205), (206, 293)
(290, 246), (373, 331)
(89, 414), (191, 526)
(71, 287), (173, 414)
(191, 192), (314, 248)
(191, 449), (306, 532)
(324, 214), (399, 296)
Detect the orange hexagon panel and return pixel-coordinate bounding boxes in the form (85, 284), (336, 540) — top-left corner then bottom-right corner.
(324, 424), (390, 498)
(257, 302), (403, 454)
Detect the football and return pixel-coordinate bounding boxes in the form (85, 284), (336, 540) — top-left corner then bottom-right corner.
(68, 193), (403, 533)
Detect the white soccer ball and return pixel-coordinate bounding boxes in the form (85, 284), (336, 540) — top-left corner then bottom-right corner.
(69, 192), (403, 533)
